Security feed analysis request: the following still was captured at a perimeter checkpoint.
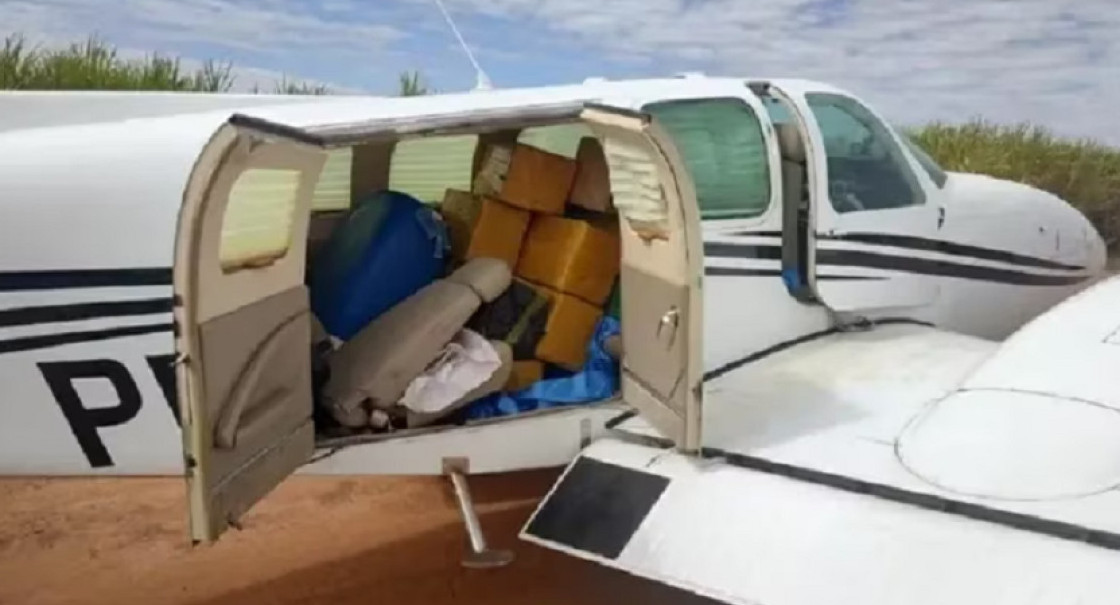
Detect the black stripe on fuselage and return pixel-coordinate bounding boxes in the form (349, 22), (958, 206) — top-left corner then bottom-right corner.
(733, 230), (1087, 272)
(0, 298), (173, 329)
(818, 248), (1088, 286)
(0, 269), (175, 354)
(819, 232), (1085, 271)
(0, 323), (173, 355)
(703, 267), (883, 281)
(0, 268), (172, 292)
(705, 241), (1091, 286)
(605, 412), (1120, 554)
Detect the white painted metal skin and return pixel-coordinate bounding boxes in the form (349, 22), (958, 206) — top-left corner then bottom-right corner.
(0, 74), (1115, 604)
(0, 75), (1105, 477)
(536, 274), (1120, 605)
(527, 436), (1120, 605)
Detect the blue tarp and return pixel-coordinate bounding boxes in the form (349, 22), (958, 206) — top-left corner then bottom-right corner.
(459, 315), (621, 421)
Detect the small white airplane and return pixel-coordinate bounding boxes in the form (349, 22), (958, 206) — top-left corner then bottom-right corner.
(1, 74), (1116, 604)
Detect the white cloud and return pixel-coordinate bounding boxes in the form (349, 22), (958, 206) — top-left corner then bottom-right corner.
(1, 0), (403, 56)
(434, 0), (1120, 143)
(3, 0), (1118, 143)
(0, 0), (402, 91)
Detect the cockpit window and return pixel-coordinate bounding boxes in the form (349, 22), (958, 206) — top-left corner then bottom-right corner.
(899, 134), (948, 189)
(805, 92), (926, 213)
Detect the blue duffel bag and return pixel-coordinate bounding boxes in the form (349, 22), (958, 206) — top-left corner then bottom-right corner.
(310, 190), (449, 341)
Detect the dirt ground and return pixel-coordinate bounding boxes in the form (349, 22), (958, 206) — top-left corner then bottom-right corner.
(0, 469), (718, 605)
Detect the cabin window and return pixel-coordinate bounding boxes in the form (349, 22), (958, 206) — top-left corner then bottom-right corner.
(518, 123), (592, 158)
(311, 147), (353, 211)
(218, 168), (301, 271)
(805, 93), (926, 212)
(644, 98), (772, 221)
(387, 134), (478, 204)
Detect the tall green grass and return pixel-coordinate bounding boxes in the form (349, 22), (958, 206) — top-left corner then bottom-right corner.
(1, 34), (237, 91)
(0, 34), (328, 94)
(909, 120), (1120, 250)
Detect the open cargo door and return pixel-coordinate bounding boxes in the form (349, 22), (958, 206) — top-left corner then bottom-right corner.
(171, 101), (618, 543)
(579, 104), (705, 452)
(173, 120), (327, 544)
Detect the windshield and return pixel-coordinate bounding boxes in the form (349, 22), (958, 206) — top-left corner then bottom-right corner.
(899, 133), (948, 188)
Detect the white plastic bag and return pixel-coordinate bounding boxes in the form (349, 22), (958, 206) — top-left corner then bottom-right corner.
(398, 328), (502, 415)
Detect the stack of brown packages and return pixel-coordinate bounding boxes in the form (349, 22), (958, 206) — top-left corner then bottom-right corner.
(443, 136), (619, 392)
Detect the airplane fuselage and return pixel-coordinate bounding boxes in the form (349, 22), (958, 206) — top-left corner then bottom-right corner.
(0, 76), (1106, 476)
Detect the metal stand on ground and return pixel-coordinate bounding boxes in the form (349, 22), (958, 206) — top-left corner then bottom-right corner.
(443, 458), (515, 569)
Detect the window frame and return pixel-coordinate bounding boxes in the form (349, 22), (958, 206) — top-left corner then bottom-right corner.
(218, 167), (303, 273)
(309, 147), (355, 212)
(516, 122), (593, 159)
(899, 133), (948, 189)
(642, 96), (777, 223)
(803, 92), (928, 213)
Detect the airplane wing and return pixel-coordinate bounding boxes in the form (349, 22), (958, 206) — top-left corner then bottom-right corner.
(522, 279), (1120, 605)
(523, 436), (1120, 605)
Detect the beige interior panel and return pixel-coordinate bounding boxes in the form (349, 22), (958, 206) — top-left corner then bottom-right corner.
(583, 107), (705, 451)
(174, 123), (325, 544)
(619, 266), (690, 408)
(209, 420), (314, 540)
(351, 141), (394, 202)
(199, 286), (312, 478)
(192, 138), (326, 323)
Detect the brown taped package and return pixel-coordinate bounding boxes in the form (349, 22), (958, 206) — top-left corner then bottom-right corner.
(515, 214), (621, 306)
(472, 144), (511, 198)
(535, 285), (602, 370)
(440, 188), (531, 270)
(504, 360), (544, 392)
(469, 278), (601, 371)
(472, 143), (576, 215)
(569, 137), (614, 213)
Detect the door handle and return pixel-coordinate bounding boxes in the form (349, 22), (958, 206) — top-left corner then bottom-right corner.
(657, 307), (680, 346)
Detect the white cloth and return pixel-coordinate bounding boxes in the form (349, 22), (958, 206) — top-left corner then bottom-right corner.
(398, 328), (502, 415)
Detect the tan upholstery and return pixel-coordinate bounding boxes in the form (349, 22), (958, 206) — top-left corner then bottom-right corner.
(774, 123), (807, 164)
(775, 122), (808, 221)
(402, 340), (514, 428)
(444, 257), (511, 302)
(321, 257), (512, 427)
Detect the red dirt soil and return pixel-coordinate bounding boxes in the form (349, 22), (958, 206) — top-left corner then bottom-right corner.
(0, 469), (718, 605)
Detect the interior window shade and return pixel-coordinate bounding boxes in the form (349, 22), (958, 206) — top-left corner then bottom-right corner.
(311, 147), (352, 211)
(518, 123), (592, 158)
(388, 135), (477, 204)
(647, 99), (771, 220)
(219, 168), (300, 271)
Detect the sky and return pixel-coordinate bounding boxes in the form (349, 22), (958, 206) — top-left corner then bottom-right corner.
(2, 0), (1118, 143)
